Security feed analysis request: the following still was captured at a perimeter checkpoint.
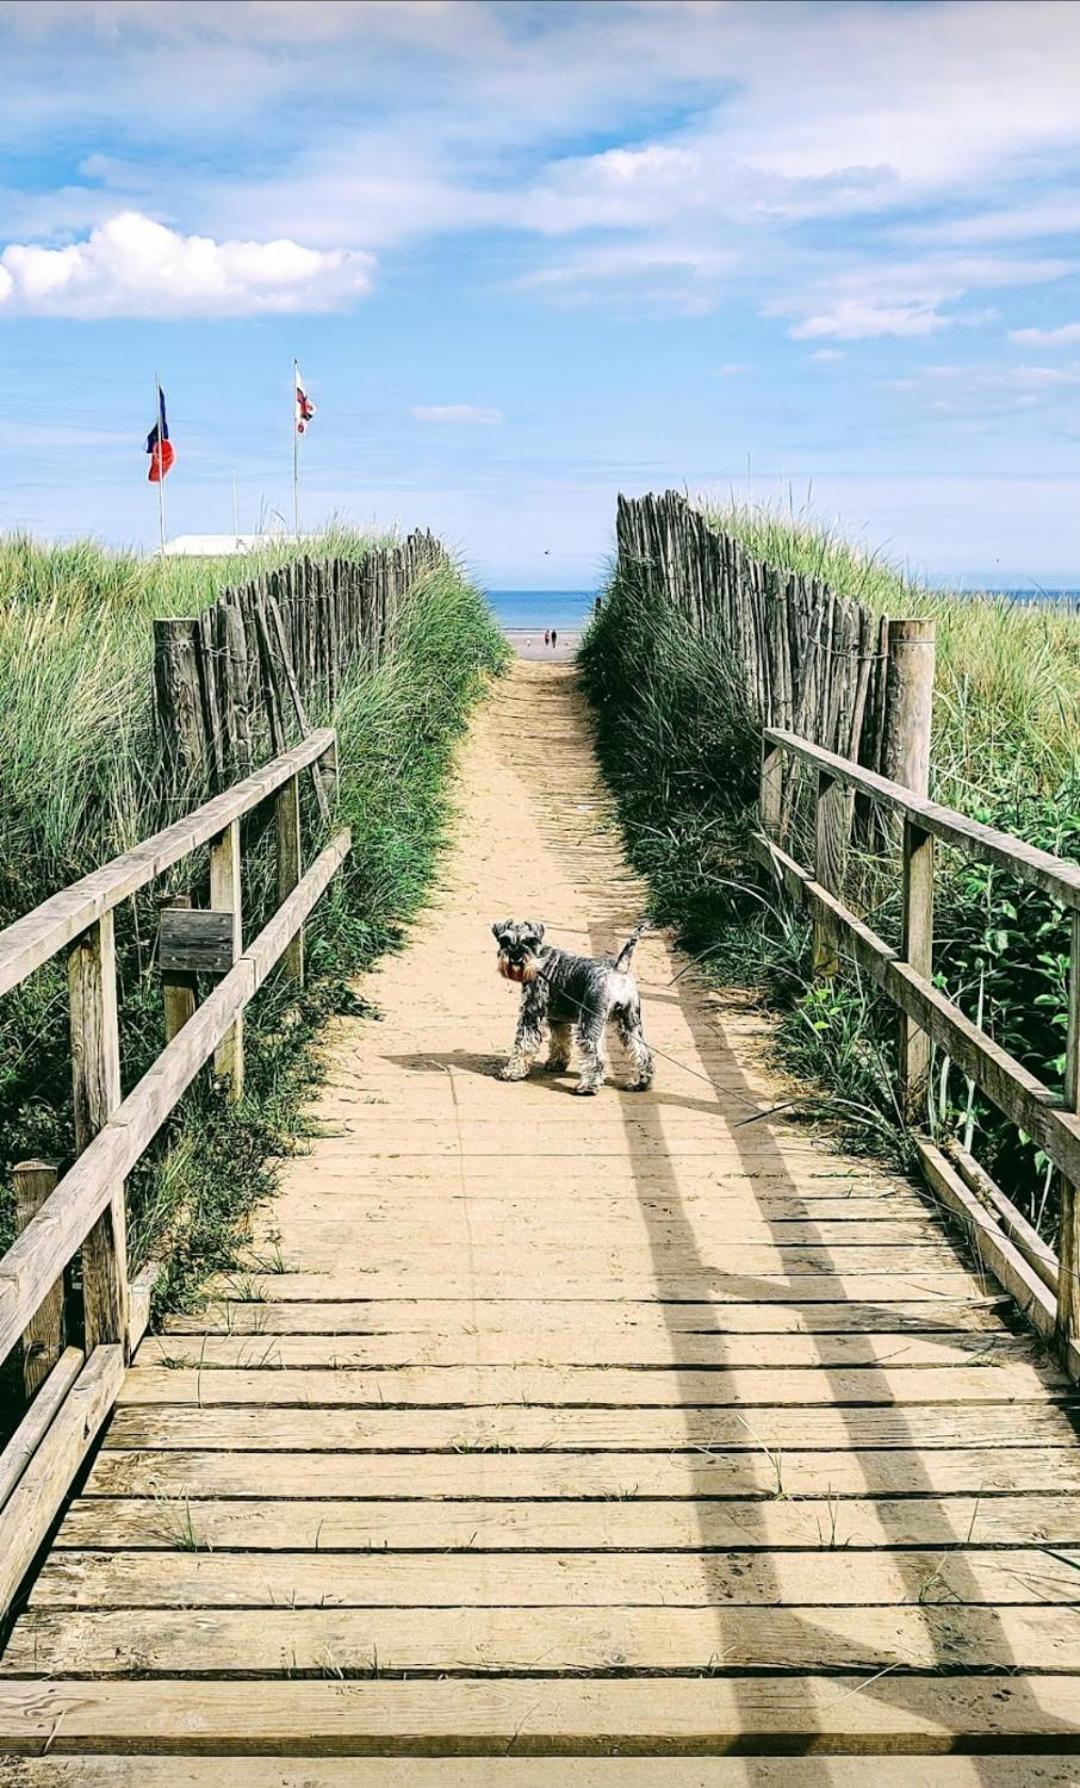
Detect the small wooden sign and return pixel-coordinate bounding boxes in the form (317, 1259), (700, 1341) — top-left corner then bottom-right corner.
(159, 908), (235, 976)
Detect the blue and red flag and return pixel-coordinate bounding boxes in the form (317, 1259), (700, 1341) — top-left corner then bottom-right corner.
(146, 385), (175, 482)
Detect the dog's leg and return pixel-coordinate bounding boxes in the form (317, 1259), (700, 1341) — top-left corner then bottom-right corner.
(544, 1021), (573, 1073)
(574, 1013), (608, 1095)
(617, 999), (654, 1091)
(498, 989), (545, 1081)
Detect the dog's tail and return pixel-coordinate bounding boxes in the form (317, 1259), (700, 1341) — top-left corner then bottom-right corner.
(613, 922), (649, 972)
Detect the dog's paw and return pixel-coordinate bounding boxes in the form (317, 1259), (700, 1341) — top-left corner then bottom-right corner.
(573, 1081), (600, 1096)
(544, 1059), (570, 1074)
(497, 1063), (526, 1082)
(626, 1077), (653, 1092)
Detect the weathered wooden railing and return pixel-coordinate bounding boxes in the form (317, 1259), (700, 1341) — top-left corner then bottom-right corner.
(756, 727), (1080, 1374)
(0, 727), (348, 1619)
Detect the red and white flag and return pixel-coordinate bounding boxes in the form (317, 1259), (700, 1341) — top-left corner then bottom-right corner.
(295, 364), (316, 435)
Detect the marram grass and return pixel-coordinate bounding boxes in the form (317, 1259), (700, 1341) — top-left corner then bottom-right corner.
(583, 496), (1080, 1237)
(0, 534), (508, 1389)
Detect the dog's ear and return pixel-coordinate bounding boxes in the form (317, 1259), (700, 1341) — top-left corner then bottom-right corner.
(529, 922), (545, 944)
(491, 921), (510, 942)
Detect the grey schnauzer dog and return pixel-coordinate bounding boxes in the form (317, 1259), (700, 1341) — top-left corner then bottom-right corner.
(492, 919), (653, 1095)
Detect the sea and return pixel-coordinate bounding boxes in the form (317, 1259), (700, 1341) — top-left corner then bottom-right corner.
(490, 590), (596, 631)
(489, 588), (1079, 630)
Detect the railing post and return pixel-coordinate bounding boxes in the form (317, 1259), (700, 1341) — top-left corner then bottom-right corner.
(882, 618), (936, 798)
(210, 819), (244, 1101)
(161, 894), (197, 1044)
(276, 771), (304, 987)
(900, 818), (935, 1122)
(153, 616), (206, 798)
(813, 770), (844, 976)
(13, 1161), (63, 1396)
(69, 913), (129, 1350)
(760, 739), (783, 838)
(1057, 912), (1080, 1349)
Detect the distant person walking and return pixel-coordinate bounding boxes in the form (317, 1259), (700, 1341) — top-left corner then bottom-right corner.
(551, 628), (558, 649)
(544, 629), (551, 647)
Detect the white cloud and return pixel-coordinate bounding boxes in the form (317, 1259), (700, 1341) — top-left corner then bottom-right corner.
(809, 348), (845, 362)
(411, 405), (503, 425)
(716, 362), (747, 377)
(0, 211), (374, 317)
(1009, 321), (1080, 346)
(776, 255), (1069, 341)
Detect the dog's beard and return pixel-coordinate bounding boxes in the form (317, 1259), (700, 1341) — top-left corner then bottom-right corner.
(498, 952), (539, 984)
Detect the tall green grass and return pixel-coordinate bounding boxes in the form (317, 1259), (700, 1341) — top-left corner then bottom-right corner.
(0, 535), (508, 1373)
(582, 497), (1080, 1231)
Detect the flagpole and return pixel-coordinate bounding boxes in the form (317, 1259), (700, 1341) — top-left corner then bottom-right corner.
(155, 373), (167, 554)
(292, 359), (300, 541)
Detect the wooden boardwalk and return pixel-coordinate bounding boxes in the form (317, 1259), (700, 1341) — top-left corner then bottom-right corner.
(3, 661), (1080, 1777)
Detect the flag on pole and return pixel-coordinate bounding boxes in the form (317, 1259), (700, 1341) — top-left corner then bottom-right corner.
(146, 386), (175, 482)
(295, 366), (316, 435)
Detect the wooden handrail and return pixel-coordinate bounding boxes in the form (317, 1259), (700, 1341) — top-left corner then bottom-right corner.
(758, 727), (1080, 1365)
(0, 727), (335, 1000)
(0, 731), (349, 1620)
(764, 725), (1080, 911)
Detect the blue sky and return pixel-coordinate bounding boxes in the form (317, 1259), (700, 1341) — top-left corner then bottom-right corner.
(3, 0), (1080, 588)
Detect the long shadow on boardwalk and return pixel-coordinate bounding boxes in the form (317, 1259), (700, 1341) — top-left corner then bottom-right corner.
(518, 665), (1080, 1761)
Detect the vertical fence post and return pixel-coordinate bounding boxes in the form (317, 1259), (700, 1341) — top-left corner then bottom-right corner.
(1057, 913), (1080, 1350)
(210, 820), (244, 1101)
(812, 770), (844, 976)
(161, 894), (197, 1044)
(153, 617), (205, 798)
(882, 619), (936, 797)
(900, 820), (935, 1122)
(276, 772), (304, 987)
(760, 740), (783, 838)
(13, 1161), (63, 1396)
(69, 913), (129, 1350)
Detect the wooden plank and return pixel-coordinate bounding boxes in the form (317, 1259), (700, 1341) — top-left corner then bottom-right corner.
(103, 1399), (1080, 1452)
(7, 1759), (1077, 1786)
(198, 1272), (989, 1303)
(8, 1602), (1080, 1676)
(138, 1329), (1031, 1369)
(69, 913), (128, 1350)
(3, 1674), (1080, 1755)
(1058, 908), (1080, 1346)
(162, 1297), (1008, 1337)
(13, 1162), (63, 1395)
(764, 726), (1080, 911)
(114, 1362), (1066, 1408)
(82, 1444), (1080, 1502)
(223, 1243), (970, 1276)
(255, 1212), (947, 1248)
(0, 1345), (122, 1619)
(0, 729), (335, 999)
(29, 1547), (1080, 1611)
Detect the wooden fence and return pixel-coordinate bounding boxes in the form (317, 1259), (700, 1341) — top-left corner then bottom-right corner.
(0, 728), (347, 1621)
(616, 490), (935, 790)
(756, 727), (1080, 1373)
(154, 531), (447, 795)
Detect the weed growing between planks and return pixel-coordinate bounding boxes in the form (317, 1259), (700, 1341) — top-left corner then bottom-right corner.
(580, 498), (1080, 1236)
(0, 544), (507, 1415)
